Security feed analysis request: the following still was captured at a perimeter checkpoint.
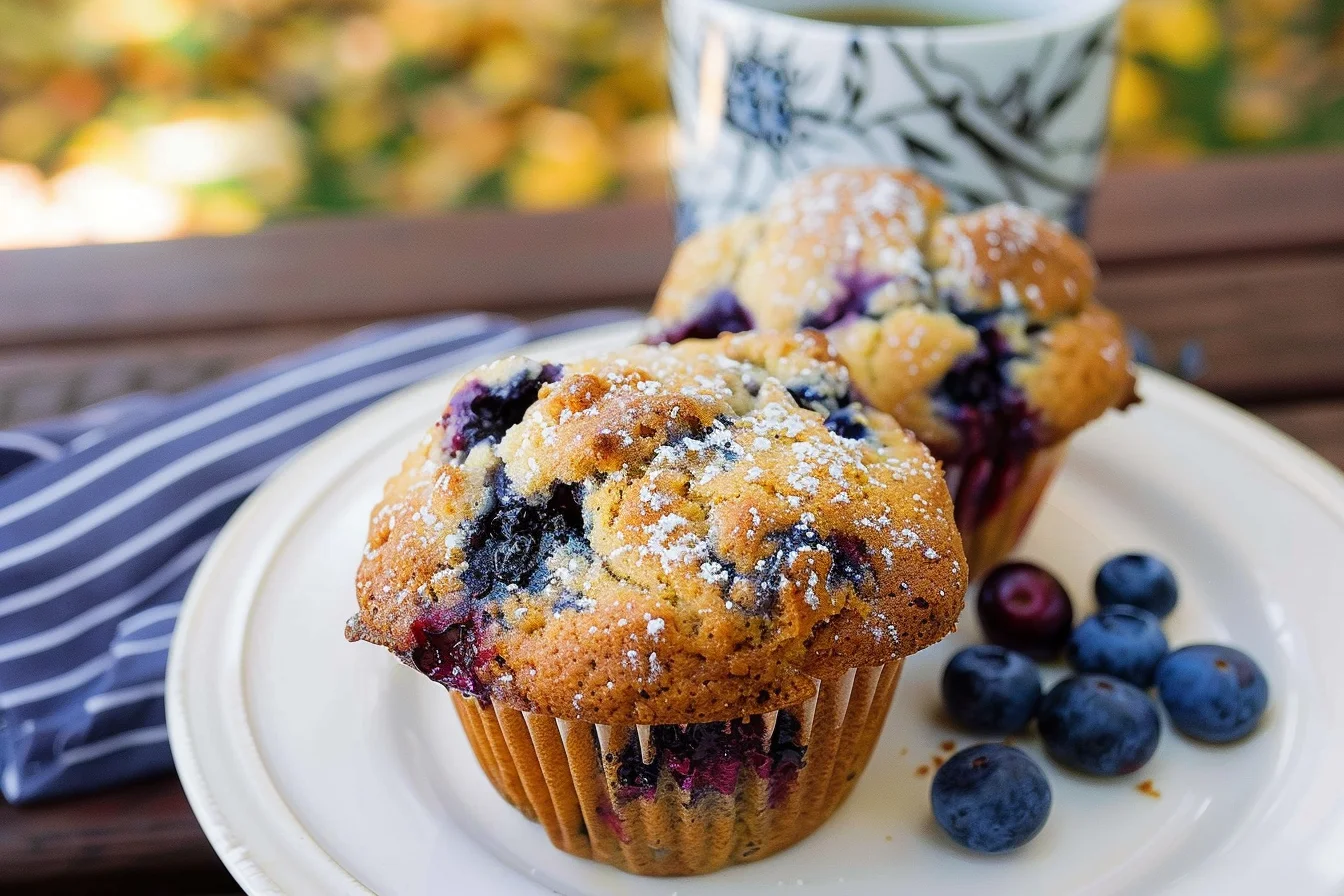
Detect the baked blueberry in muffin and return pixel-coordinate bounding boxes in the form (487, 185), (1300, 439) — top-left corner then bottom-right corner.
(648, 168), (1138, 573)
(348, 330), (966, 875)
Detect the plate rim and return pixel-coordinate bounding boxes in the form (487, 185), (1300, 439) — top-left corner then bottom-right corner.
(167, 320), (1344, 895)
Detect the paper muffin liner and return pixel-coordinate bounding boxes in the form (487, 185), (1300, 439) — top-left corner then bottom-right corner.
(450, 661), (903, 876)
(945, 442), (1068, 578)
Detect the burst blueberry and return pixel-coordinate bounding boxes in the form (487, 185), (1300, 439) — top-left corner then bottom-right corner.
(407, 607), (494, 697)
(1066, 606), (1168, 687)
(1156, 645), (1268, 743)
(647, 289), (753, 344)
(751, 526), (869, 614)
(800, 270), (891, 329)
(1037, 675), (1161, 776)
(1095, 553), (1179, 618)
(930, 743), (1051, 854)
(941, 645), (1042, 734)
(976, 562), (1074, 660)
(461, 480), (586, 600)
(613, 711), (806, 806)
(786, 382), (852, 415)
(442, 363), (562, 453)
(932, 316), (1041, 529)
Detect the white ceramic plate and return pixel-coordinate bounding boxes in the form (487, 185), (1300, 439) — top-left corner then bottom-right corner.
(168, 320), (1344, 896)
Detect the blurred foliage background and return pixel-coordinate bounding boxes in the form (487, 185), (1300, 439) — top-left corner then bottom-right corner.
(0, 0), (1339, 248)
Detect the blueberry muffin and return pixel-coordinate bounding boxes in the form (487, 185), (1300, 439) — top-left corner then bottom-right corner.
(649, 168), (1138, 574)
(347, 330), (966, 875)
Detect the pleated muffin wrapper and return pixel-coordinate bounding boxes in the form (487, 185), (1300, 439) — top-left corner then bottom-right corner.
(944, 442), (1068, 578)
(451, 661), (904, 876)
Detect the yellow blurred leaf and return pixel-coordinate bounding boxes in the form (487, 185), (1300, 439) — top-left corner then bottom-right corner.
(73, 0), (192, 45)
(0, 99), (65, 163)
(616, 113), (670, 198)
(470, 37), (549, 104)
(1125, 0), (1222, 69)
(506, 106), (612, 209)
(1110, 58), (1165, 133)
(397, 139), (474, 210)
(190, 188), (266, 235)
(413, 86), (515, 171)
(318, 90), (394, 156)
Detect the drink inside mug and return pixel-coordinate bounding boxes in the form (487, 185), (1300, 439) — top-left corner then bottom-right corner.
(729, 0), (1082, 27)
(792, 6), (997, 26)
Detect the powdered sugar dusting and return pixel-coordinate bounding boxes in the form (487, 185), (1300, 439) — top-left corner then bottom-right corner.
(352, 331), (967, 723)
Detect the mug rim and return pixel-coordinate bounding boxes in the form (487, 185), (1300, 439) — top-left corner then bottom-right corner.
(676, 0), (1126, 42)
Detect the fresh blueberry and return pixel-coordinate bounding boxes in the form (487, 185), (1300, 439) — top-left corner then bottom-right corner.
(1095, 553), (1179, 618)
(941, 645), (1042, 734)
(977, 562), (1074, 660)
(930, 743), (1051, 854)
(1037, 675), (1161, 776)
(1066, 606), (1168, 687)
(1155, 645), (1269, 743)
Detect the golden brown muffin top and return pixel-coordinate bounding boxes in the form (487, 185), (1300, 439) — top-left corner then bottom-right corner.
(348, 331), (966, 725)
(649, 167), (1137, 459)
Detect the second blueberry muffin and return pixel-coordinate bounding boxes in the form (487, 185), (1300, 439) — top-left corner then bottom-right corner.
(347, 330), (966, 875)
(649, 168), (1138, 574)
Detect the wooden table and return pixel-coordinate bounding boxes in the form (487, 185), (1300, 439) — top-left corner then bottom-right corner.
(0, 151), (1341, 893)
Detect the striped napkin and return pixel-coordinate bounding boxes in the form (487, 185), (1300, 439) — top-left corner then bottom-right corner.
(0, 310), (636, 803)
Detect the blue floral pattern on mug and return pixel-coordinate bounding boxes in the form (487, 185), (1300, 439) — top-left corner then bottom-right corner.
(725, 58), (795, 148)
(666, 0), (1123, 237)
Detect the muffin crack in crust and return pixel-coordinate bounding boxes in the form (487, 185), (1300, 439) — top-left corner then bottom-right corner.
(648, 167), (1138, 542)
(347, 331), (966, 725)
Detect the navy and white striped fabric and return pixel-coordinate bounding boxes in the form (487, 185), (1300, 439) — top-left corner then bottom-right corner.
(0, 310), (635, 803)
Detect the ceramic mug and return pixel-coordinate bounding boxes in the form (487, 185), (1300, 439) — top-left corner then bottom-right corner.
(665, 0), (1125, 236)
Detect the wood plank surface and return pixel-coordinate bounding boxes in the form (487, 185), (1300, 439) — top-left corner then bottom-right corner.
(1102, 248), (1344, 403)
(0, 202), (675, 347)
(2, 241), (1341, 425)
(0, 151), (1339, 348)
(0, 776), (227, 885)
(0, 308), (623, 426)
(1090, 151), (1344, 262)
(1255, 399), (1344, 471)
(0, 324), (353, 424)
